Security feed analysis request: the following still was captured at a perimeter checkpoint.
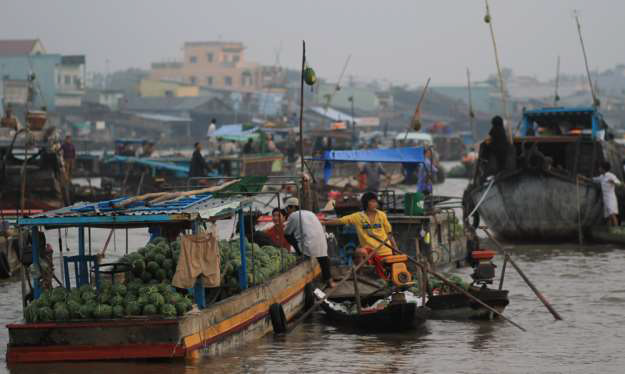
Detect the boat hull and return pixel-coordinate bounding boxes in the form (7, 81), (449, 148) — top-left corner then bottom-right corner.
(426, 288), (509, 320)
(6, 259), (320, 363)
(469, 172), (603, 241)
(320, 301), (429, 331)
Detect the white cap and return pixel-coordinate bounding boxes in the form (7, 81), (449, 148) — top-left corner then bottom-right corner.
(285, 197), (299, 207)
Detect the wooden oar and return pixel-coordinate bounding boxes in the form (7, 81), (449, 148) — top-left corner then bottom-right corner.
(366, 232), (526, 332)
(481, 227), (563, 321)
(284, 236), (394, 334)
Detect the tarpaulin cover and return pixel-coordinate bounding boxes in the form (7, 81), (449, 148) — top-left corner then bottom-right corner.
(104, 155), (189, 175)
(316, 147), (425, 183)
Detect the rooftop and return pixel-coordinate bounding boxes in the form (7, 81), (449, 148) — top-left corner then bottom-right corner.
(0, 39), (42, 57)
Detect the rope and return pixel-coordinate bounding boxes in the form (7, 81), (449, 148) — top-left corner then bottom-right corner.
(468, 177), (495, 219)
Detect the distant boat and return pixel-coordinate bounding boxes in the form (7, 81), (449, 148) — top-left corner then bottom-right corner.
(464, 107), (623, 241)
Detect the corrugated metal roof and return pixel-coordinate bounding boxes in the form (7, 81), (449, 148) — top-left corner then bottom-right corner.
(23, 194), (247, 221)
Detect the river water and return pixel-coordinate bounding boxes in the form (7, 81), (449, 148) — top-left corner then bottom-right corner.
(2, 176), (625, 373)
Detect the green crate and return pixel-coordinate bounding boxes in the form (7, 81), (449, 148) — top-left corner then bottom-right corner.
(404, 192), (425, 216)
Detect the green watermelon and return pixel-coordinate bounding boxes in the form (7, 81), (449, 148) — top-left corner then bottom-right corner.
(142, 304), (158, 316)
(125, 301), (141, 316)
(160, 304), (177, 318)
(112, 305), (125, 318)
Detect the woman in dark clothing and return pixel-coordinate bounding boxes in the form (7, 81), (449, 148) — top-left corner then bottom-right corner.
(489, 115), (509, 172)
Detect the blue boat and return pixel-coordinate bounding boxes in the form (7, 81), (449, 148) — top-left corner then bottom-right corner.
(464, 106), (624, 241)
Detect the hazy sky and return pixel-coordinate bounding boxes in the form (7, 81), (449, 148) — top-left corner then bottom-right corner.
(3, 1), (624, 85)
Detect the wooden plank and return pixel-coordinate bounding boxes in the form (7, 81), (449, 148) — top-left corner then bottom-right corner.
(6, 343), (185, 363)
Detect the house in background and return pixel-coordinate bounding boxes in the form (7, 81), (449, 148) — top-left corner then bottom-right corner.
(0, 39), (85, 110)
(149, 41), (280, 93)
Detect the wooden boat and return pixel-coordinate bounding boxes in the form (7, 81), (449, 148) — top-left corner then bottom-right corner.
(316, 274), (429, 331)
(464, 107), (623, 241)
(319, 296), (429, 331)
(426, 286), (509, 320)
(5, 188), (320, 363)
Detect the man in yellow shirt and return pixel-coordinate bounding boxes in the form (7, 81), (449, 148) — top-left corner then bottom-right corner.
(324, 192), (398, 260)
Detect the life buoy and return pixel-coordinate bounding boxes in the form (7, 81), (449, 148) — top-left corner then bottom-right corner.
(269, 303), (287, 334)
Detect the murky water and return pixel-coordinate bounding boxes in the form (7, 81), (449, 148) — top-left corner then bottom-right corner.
(3, 175), (625, 373)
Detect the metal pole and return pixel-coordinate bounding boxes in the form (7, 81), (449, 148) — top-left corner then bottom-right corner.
(31, 226), (41, 298)
(238, 209), (248, 290)
(78, 226), (87, 287)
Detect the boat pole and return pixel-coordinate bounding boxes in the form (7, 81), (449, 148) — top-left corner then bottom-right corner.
(351, 266), (362, 314)
(365, 232), (526, 332)
(402, 78), (431, 143)
(285, 236), (395, 334)
(481, 227), (563, 320)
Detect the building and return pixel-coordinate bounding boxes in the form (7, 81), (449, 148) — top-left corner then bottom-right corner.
(138, 79), (204, 97)
(149, 41), (274, 93)
(0, 39), (85, 110)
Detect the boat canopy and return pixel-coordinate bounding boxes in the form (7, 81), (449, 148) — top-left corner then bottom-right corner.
(520, 107), (606, 139)
(313, 147), (425, 183)
(394, 132), (433, 145)
(104, 155), (189, 176)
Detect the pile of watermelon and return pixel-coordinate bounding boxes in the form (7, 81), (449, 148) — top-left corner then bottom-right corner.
(23, 236), (296, 323)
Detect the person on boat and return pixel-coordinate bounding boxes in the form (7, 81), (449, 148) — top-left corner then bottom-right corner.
(324, 192), (397, 265)
(589, 162), (622, 226)
(263, 208), (291, 251)
(61, 135), (76, 179)
(283, 197), (335, 288)
(488, 115), (509, 173)
(417, 148), (438, 207)
(360, 163), (387, 192)
(243, 138), (255, 154)
(189, 142), (211, 178)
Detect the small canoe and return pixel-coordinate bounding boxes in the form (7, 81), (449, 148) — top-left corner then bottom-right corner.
(317, 289), (429, 331)
(426, 286), (509, 320)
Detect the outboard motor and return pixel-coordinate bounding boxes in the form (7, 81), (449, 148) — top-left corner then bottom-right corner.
(470, 249), (496, 287)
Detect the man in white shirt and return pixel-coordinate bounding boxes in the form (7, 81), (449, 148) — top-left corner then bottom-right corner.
(283, 197), (335, 288)
(592, 161), (621, 226)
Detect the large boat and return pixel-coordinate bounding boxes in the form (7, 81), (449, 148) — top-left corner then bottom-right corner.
(464, 107), (623, 241)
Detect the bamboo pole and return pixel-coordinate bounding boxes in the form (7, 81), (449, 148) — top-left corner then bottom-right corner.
(351, 266), (362, 314)
(402, 78), (431, 142)
(481, 227), (563, 320)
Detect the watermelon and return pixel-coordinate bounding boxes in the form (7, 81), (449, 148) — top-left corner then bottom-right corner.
(146, 261), (159, 273)
(149, 293), (165, 306)
(110, 295), (124, 306)
(78, 303), (95, 319)
(112, 284), (127, 296)
(38, 306), (54, 322)
(93, 304), (113, 319)
(155, 269), (167, 281)
(142, 304), (158, 316)
(125, 301), (141, 316)
(54, 304), (70, 321)
(160, 304), (177, 318)
(67, 300), (82, 319)
(112, 305), (125, 318)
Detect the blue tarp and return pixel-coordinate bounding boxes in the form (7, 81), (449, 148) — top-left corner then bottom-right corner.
(104, 155), (189, 175)
(314, 147), (425, 183)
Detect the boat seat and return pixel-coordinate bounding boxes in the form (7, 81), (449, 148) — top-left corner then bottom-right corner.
(381, 255), (408, 264)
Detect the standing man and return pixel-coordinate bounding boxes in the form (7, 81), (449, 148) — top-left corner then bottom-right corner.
(61, 135), (76, 179)
(590, 162), (621, 226)
(283, 197), (335, 288)
(243, 138), (254, 154)
(189, 142), (211, 178)
(417, 148), (438, 197)
(361, 163), (387, 192)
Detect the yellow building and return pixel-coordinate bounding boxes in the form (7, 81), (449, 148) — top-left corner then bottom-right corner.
(138, 79), (201, 97)
(149, 41), (272, 93)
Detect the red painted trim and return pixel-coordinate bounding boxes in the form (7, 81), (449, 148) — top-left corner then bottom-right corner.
(7, 318), (178, 330)
(6, 343), (185, 363)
